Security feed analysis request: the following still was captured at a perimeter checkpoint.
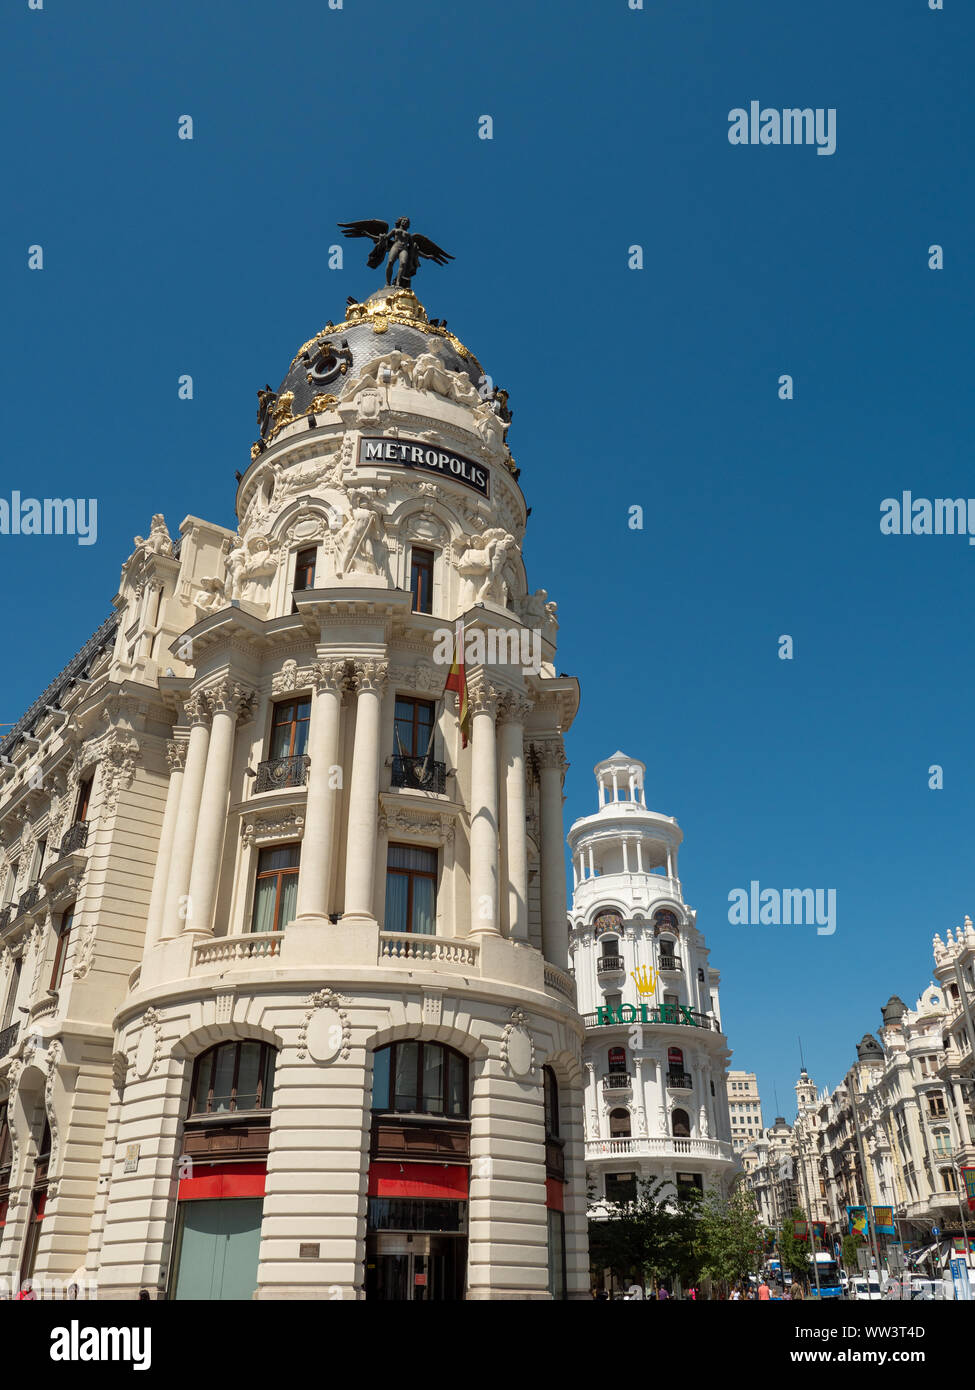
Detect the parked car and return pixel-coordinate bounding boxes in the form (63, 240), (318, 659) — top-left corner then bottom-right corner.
(885, 1278), (946, 1301)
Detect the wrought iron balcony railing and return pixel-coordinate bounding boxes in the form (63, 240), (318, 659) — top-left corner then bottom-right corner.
(597, 955), (624, 974)
(391, 753), (447, 794)
(0, 907), (12, 933)
(254, 754), (310, 793)
(59, 820), (89, 856)
(659, 954), (682, 972)
(0, 1021), (18, 1058)
(666, 1071), (693, 1090)
(17, 884), (41, 914)
(601, 1072), (632, 1090)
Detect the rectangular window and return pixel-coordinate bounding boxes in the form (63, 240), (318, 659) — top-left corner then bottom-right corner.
(293, 547), (317, 592)
(410, 548), (434, 615)
(76, 775), (94, 823)
(50, 906), (74, 991)
(547, 1208), (566, 1300)
(393, 1041), (420, 1112)
(384, 844), (437, 935)
(269, 698), (311, 760)
(251, 845), (300, 933)
(30, 840), (46, 884)
(393, 697), (435, 759)
(2, 862), (18, 907)
(1, 960), (21, 1031)
(605, 1172), (637, 1204)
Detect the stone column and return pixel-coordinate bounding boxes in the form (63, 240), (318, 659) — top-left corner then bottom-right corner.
(498, 693), (531, 941)
(185, 680), (255, 938)
(144, 740), (185, 952)
(161, 694), (211, 941)
(621, 838), (629, 873)
(469, 682), (501, 937)
(536, 740), (569, 970)
(342, 660), (387, 924)
(635, 838), (644, 873)
(294, 660), (346, 923)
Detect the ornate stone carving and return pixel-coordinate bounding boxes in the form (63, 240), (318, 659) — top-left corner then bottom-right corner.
(182, 691), (211, 726)
(100, 731), (141, 814)
(72, 924), (97, 981)
(333, 492), (383, 577)
(297, 988), (351, 1063)
(378, 807), (454, 844)
(44, 1040), (63, 1182)
(272, 660), (314, 696)
(455, 528), (516, 605)
(206, 680), (257, 722)
(311, 659), (350, 694)
(241, 812), (305, 847)
(166, 740), (187, 774)
(135, 1008), (163, 1078)
(467, 681), (501, 718)
(532, 740), (568, 775)
(111, 1049), (129, 1096)
(500, 1009), (535, 1078)
(351, 659), (389, 694)
(497, 691), (534, 725)
(131, 514), (174, 560)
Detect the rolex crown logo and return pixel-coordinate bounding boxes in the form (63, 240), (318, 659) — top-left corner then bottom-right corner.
(630, 965), (658, 996)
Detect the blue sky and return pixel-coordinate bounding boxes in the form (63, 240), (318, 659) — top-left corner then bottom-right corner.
(3, 0), (972, 1119)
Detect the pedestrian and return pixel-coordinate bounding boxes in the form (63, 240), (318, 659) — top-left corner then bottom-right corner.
(730, 1286), (741, 1301)
(138, 1289), (152, 1302)
(657, 1285), (669, 1300)
(790, 1282), (804, 1300)
(688, 1286), (697, 1300)
(17, 1280), (36, 1301)
(758, 1278), (771, 1301)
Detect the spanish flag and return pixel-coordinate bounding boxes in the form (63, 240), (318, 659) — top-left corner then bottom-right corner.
(444, 620), (470, 748)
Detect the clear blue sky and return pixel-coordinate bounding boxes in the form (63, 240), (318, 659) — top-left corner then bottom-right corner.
(3, 0), (972, 1120)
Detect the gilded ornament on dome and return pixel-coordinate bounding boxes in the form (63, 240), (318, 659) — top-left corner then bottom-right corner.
(308, 394), (338, 413)
(371, 314), (389, 334)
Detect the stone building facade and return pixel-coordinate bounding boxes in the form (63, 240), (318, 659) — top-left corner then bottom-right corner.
(0, 282), (588, 1300)
(567, 753), (736, 1212)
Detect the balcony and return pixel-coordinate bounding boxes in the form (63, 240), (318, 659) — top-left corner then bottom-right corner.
(254, 754), (309, 794)
(658, 954), (682, 973)
(59, 820), (89, 856)
(17, 884), (41, 915)
(602, 1072), (632, 1092)
(666, 1071), (693, 1091)
(0, 907), (11, 933)
(391, 753), (447, 795)
(0, 1022), (18, 1058)
(583, 1005), (717, 1031)
(597, 955), (624, 975)
(586, 1135), (734, 1163)
(379, 931), (479, 969)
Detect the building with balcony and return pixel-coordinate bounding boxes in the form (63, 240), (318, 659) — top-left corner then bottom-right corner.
(0, 279), (588, 1300)
(567, 754), (736, 1212)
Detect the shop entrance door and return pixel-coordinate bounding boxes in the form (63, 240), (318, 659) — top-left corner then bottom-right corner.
(367, 1233), (465, 1301)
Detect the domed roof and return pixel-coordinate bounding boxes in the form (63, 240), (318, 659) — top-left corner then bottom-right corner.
(856, 1033), (884, 1061)
(881, 994), (907, 1025)
(270, 286), (487, 427)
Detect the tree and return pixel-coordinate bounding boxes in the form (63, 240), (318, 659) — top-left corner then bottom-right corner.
(588, 1177), (705, 1292)
(698, 1186), (764, 1288)
(778, 1205), (812, 1283)
(841, 1234), (862, 1271)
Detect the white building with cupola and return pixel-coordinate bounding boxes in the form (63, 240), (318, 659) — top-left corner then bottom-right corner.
(0, 274), (589, 1301)
(568, 754), (737, 1211)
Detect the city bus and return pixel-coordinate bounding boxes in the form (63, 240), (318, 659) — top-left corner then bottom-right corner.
(807, 1252), (843, 1298)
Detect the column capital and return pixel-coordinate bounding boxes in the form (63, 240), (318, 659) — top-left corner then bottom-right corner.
(468, 679), (503, 717)
(352, 658), (389, 693)
(312, 658), (351, 694)
(497, 690), (534, 726)
(532, 739), (568, 775)
(166, 739), (187, 774)
(182, 691), (212, 726)
(206, 678), (258, 720)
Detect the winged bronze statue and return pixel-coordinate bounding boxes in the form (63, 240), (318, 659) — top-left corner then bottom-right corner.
(337, 217), (453, 290)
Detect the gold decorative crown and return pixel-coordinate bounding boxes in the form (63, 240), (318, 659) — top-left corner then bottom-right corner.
(630, 965), (658, 996)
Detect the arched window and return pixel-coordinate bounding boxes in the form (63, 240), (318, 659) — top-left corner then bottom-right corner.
(654, 910), (678, 933)
(371, 1041), (468, 1118)
(672, 1108), (691, 1138)
(188, 1040), (276, 1116)
(543, 1067), (559, 1139)
(609, 1108), (631, 1138)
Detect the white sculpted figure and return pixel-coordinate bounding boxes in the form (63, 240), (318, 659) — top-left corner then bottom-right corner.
(133, 514), (173, 558)
(455, 528), (516, 604)
(333, 492), (382, 577)
(238, 533), (276, 604)
(194, 575), (227, 618)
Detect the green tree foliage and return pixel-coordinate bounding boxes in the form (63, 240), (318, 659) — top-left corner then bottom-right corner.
(841, 1234), (862, 1270)
(778, 1205), (812, 1282)
(698, 1186), (764, 1286)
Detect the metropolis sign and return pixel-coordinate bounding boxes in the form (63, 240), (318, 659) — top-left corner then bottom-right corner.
(358, 436), (490, 498)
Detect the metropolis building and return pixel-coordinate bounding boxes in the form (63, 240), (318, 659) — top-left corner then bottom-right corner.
(0, 273), (589, 1300)
(568, 755), (737, 1211)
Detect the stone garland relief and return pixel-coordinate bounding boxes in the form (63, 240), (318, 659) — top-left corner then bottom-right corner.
(297, 988), (351, 1064)
(500, 1008), (535, 1078)
(44, 1040), (63, 1195)
(71, 924), (97, 981)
